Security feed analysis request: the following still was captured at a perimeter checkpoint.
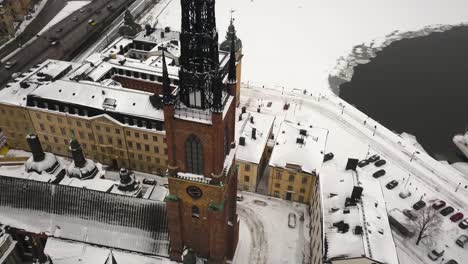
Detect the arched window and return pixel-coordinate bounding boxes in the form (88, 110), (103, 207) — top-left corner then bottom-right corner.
(186, 135), (203, 174)
(192, 206), (200, 218)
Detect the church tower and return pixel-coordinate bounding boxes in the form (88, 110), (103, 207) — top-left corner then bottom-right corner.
(164, 0), (239, 263)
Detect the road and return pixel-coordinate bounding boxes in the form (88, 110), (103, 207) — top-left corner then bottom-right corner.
(0, 0), (134, 87)
(0, 0), (68, 60)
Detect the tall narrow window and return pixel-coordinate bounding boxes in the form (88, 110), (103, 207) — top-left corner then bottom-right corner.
(192, 206), (200, 218)
(186, 135), (203, 175)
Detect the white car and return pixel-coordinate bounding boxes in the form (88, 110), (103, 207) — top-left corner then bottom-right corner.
(4, 60), (16, 69)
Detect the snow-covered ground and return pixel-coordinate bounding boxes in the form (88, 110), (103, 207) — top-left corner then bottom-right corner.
(157, 0), (468, 94)
(38, 1), (90, 35)
(235, 192), (309, 264)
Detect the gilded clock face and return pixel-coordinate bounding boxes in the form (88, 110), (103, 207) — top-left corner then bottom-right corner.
(187, 186), (203, 199)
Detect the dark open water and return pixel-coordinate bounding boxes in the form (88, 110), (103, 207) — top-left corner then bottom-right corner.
(339, 26), (468, 163)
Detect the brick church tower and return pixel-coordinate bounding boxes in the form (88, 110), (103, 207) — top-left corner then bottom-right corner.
(163, 0), (239, 263)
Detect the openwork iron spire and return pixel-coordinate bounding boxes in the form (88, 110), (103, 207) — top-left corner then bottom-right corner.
(178, 0), (223, 112)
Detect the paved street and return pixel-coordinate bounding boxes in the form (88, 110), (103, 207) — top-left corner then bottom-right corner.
(0, 0), (134, 87)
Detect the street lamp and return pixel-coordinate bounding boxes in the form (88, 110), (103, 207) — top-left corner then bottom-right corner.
(404, 173), (412, 188)
(410, 151), (420, 162)
(455, 182), (462, 192)
(372, 125), (377, 136)
(340, 104), (345, 115)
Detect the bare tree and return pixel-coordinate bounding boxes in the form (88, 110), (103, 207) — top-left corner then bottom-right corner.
(412, 206), (443, 245)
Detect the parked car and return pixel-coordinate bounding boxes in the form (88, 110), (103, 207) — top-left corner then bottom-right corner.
(440, 206), (455, 216)
(386, 180), (399, 190)
(288, 213), (296, 228)
(236, 194), (244, 201)
(368, 154), (380, 162)
(458, 218), (468, 229)
(432, 200), (446, 210)
(358, 159), (370, 168)
(323, 152), (334, 162)
(372, 169), (386, 178)
(399, 190), (412, 199)
(142, 178), (157, 185)
(4, 60), (16, 69)
(427, 249), (444, 261)
(375, 159), (387, 167)
(456, 234), (468, 248)
(55, 27), (63, 33)
(403, 209), (418, 221)
(413, 200), (426, 210)
(450, 212), (464, 222)
(445, 260), (458, 264)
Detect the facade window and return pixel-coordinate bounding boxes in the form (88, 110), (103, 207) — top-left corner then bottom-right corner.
(107, 137), (113, 144)
(274, 191), (280, 198)
(244, 176), (250, 182)
(44, 135), (49, 142)
(289, 174), (295, 182)
(185, 135), (203, 175)
(275, 183), (280, 188)
(136, 143), (141, 150)
(192, 206), (200, 218)
(145, 144), (149, 152)
(76, 121), (81, 127)
(152, 136), (158, 142)
(53, 137), (58, 143)
(96, 125), (100, 131)
(146, 156), (151, 162)
(135, 132), (140, 138)
(46, 115), (51, 122)
(117, 139), (122, 146)
(155, 157), (160, 164)
(50, 126), (56, 133)
(138, 154), (143, 160)
(60, 128), (66, 135)
(302, 177), (308, 184)
(88, 133), (94, 140)
(154, 146), (159, 153)
(126, 131), (131, 136)
(287, 186), (293, 191)
(130, 153), (135, 158)
(63, 139), (68, 145)
(98, 135), (103, 144)
(106, 127), (110, 133)
(300, 188), (306, 194)
(298, 196), (304, 203)
(36, 113), (41, 119)
(92, 145), (97, 151)
(245, 164), (251, 172)
(163, 137), (167, 143)
(128, 141), (133, 148)
(275, 171), (282, 180)
(115, 128), (120, 134)
(86, 123), (91, 128)
(164, 148), (168, 155)
(143, 134), (148, 140)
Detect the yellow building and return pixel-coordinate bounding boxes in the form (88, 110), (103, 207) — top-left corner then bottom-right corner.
(235, 109), (275, 192)
(267, 122), (328, 204)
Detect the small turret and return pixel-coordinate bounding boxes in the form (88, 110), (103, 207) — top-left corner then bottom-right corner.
(25, 133), (60, 174)
(66, 135), (98, 179)
(117, 168), (141, 192)
(27, 133), (45, 162)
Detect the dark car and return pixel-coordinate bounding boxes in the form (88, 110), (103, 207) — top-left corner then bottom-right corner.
(413, 200), (426, 210)
(450, 212), (464, 222)
(358, 159), (370, 168)
(445, 259), (458, 264)
(375, 159), (387, 167)
(432, 200), (446, 210)
(459, 218), (468, 229)
(440, 206), (455, 216)
(386, 180), (399, 190)
(373, 169), (386, 178)
(368, 154), (380, 162)
(142, 178), (157, 185)
(323, 152), (334, 162)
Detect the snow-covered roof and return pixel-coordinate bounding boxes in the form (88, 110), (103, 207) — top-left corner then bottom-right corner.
(269, 121), (327, 175)
(235, 109), (275, 164)
(320, 167), (399, 264)
(0, 153), (63, 183)
(0, 60), (77, 107)
(29, 79), (165, 121)
(45, 238), (174, 264)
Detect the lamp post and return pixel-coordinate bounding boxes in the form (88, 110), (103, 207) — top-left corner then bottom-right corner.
(410, 151), (420, 162)
(404, 173), (412, 189)
(340, 104), (345, 115)
(372, 125), (377, 136)
(455, 182), (462, 192)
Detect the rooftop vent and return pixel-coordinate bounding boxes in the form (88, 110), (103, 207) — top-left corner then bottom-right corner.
(239, 137), (246, 146)
(343, 208), (350, 214)
(165, 26), (171, 33)
(333, 221), (350, 233)
(118, 59), (126, 65)
(345, 197), (357, 207)
(160, 31), (165, 38)
(299, 129), (307, 136)
(354, 226), (363, 235)
(103, 98), (117, 110)
(20, 82), (30, 88)
(252, 128), (257, 140)
(296, 138), (304, 144)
